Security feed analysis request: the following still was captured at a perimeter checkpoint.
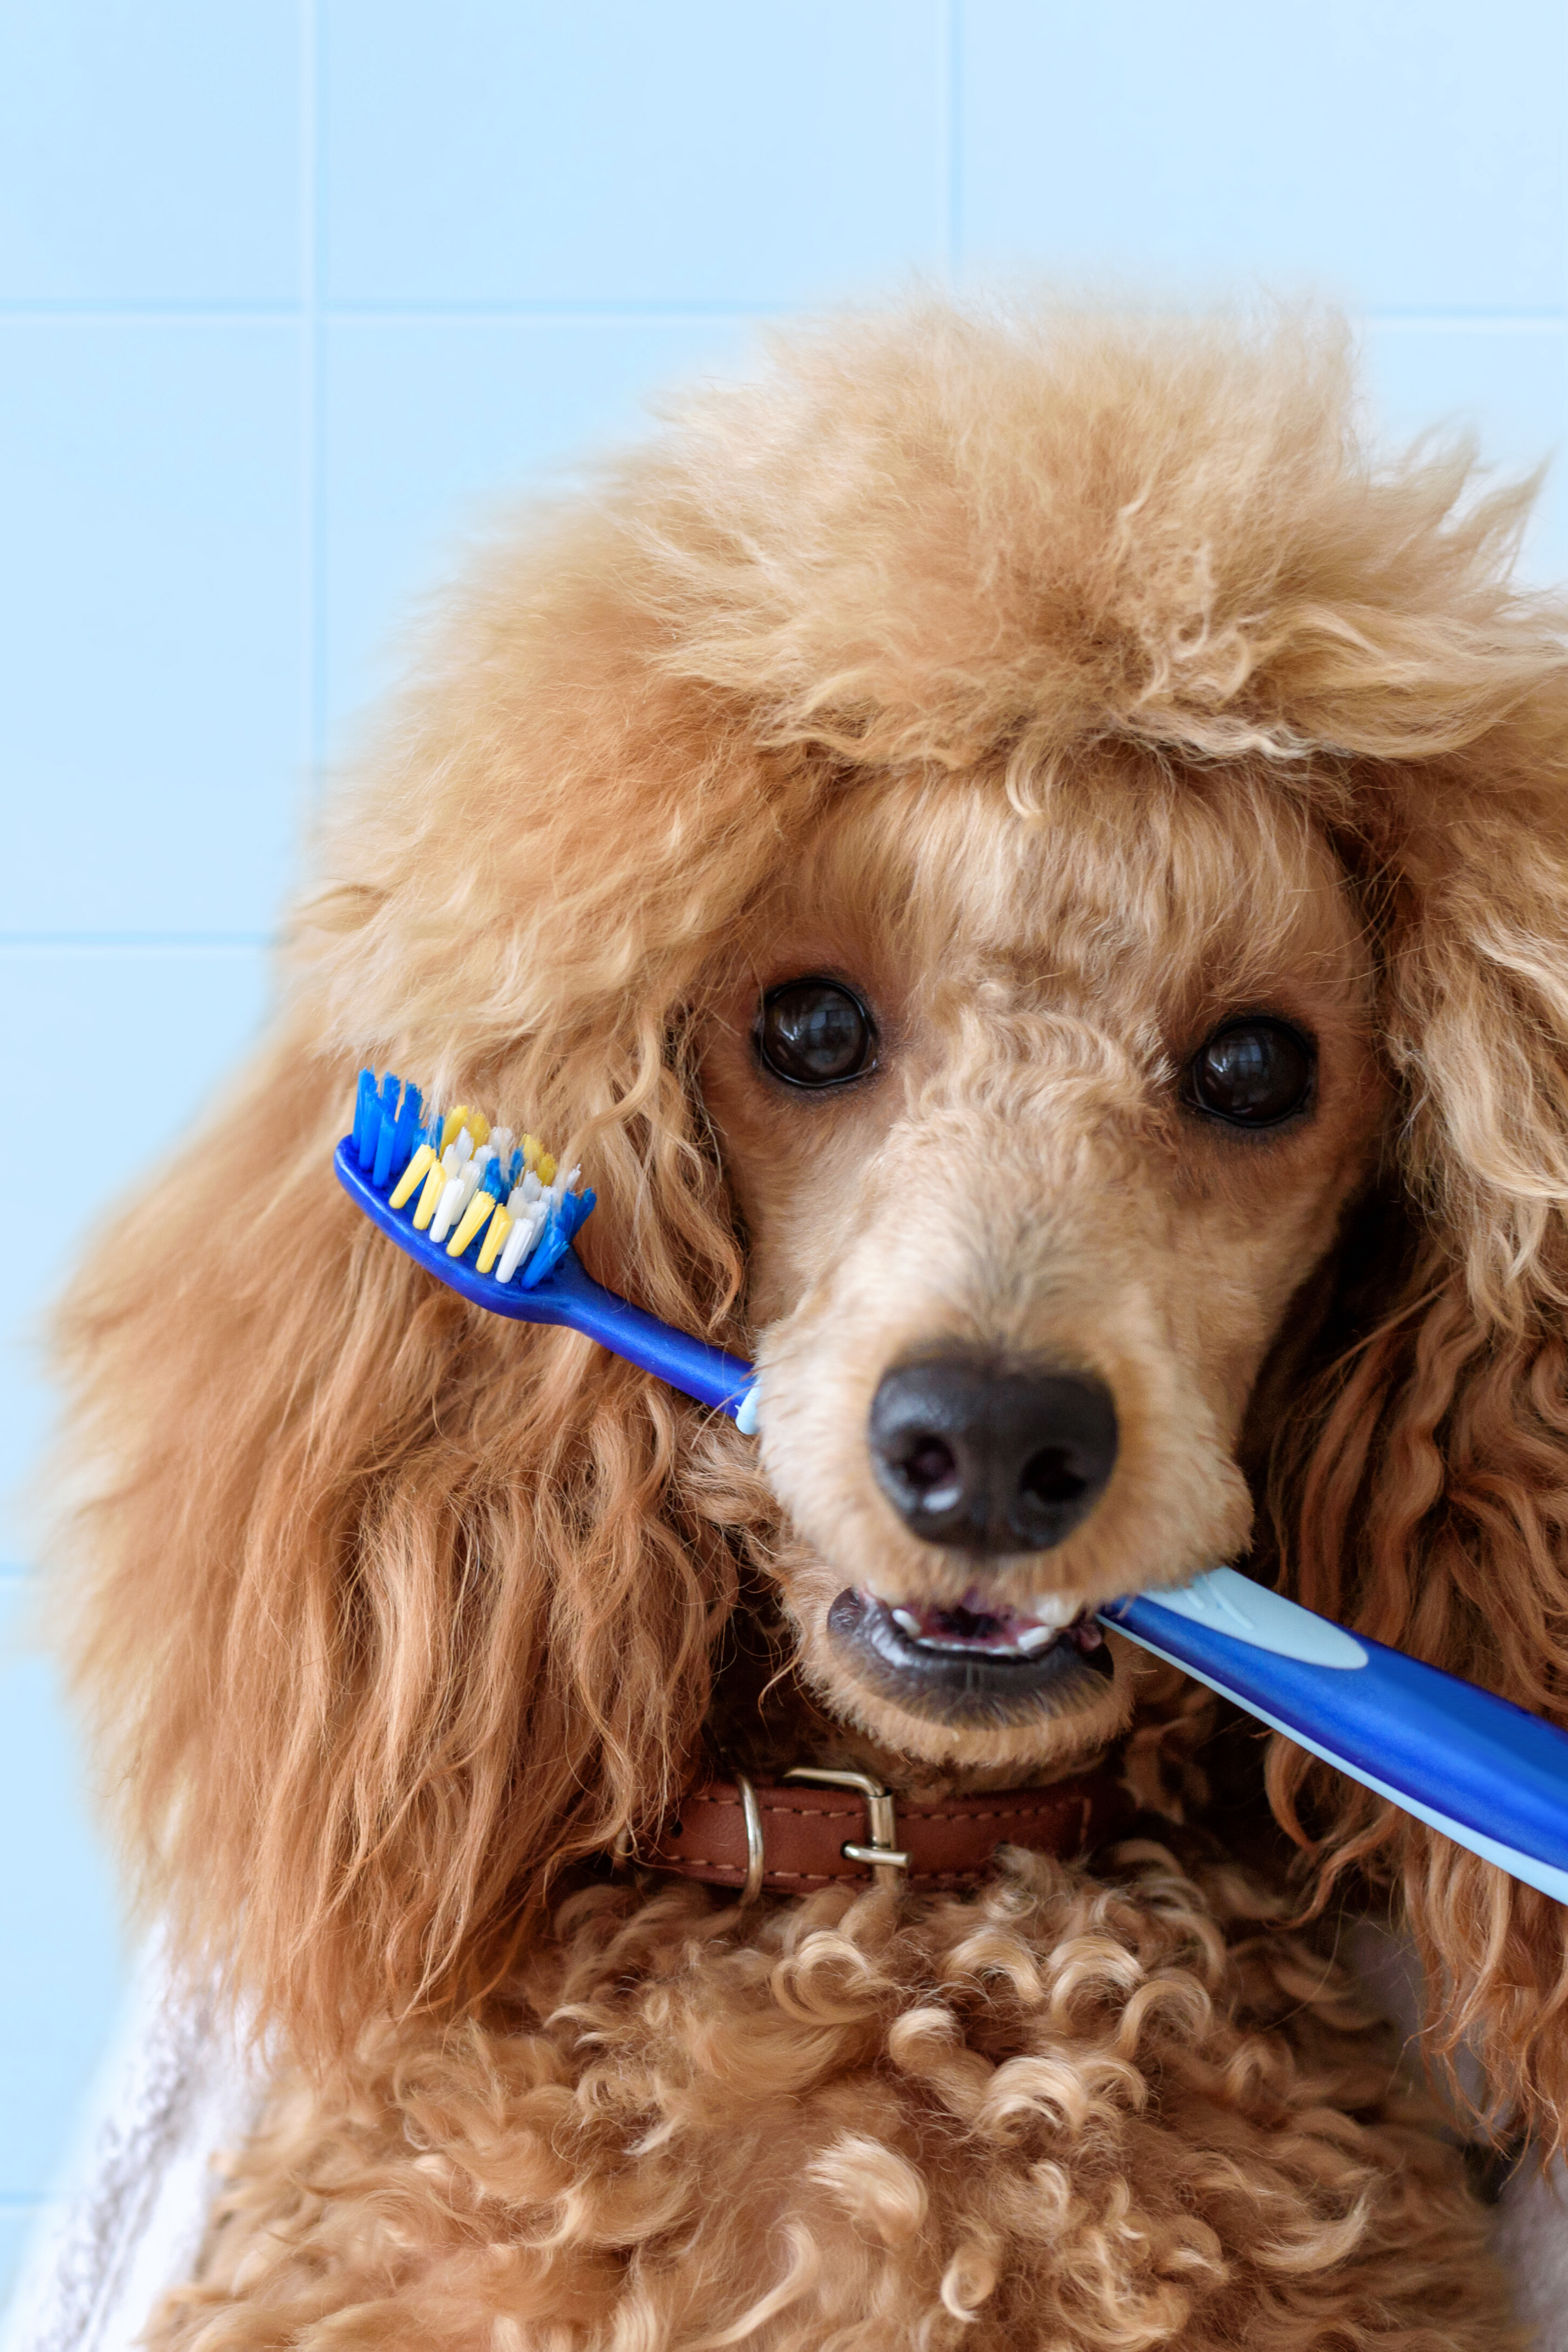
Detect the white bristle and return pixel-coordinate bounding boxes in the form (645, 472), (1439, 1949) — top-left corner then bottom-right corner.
(454, 1127), (474, 1167)
(522, 1169), (543, 1205)
(496, 1206), (538, 1284)
(429, 1174), (466, 1244)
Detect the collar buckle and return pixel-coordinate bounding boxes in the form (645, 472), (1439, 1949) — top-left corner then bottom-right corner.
(783, 1766), (910, 1891)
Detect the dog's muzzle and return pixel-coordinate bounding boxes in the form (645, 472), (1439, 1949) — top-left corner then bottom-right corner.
(867, 1351), (1118, 1554)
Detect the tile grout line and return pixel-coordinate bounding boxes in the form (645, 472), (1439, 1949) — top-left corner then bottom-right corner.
(301, 0), (325, 790)
(297, 297), (804, 319)
(934, 0), (952, 285)
(0, 299), (1564, 328)
(944, 0), (962, 285)
(1364, 313), (1568, 335)
(0, 299), (303, 317)
(0, 936), (276, 951)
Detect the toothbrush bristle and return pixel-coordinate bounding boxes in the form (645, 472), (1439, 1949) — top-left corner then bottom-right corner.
(354, 1069), (378, 1166)
(349, 1069), (595, 1289)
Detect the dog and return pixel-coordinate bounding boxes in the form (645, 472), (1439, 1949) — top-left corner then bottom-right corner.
(50, 298), (1568, 2346)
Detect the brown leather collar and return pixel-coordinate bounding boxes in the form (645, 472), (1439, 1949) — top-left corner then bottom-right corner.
(645, 1763), (1132, 1901)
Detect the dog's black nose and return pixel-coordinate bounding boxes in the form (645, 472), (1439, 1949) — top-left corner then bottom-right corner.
(867, 1355), (1118, 1554)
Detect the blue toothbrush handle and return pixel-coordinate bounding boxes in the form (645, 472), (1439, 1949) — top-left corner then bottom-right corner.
(334, 1139), (755, 1419)
(509, 1250), (757, 1418)
(1100, 1570), (1568, 1904)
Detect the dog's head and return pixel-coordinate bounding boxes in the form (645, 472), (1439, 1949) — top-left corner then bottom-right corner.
(699, 765), (1378, 1773)
(55, 304), (1568, 2129)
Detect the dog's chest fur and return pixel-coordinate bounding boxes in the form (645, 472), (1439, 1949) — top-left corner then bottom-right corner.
(154, 1851), (1512, 2352)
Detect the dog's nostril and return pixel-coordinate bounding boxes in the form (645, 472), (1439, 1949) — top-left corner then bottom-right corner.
(867, 1355), (1117, 1556)
(1018, 1446), (1088, 1508)
(901, 1436), (961, 1501)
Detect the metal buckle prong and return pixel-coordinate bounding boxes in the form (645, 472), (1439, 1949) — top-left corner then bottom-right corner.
(784, 1766), (910, 1891)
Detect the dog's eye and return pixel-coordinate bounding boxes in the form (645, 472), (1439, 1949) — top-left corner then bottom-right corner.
(1186, 1018), (1314, 1127)
(756, 979), (876, 1088)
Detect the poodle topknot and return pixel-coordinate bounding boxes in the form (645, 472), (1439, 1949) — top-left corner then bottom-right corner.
(51, 299), (1568, 2348)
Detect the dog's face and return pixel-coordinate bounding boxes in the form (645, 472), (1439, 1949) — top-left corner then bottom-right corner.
(700, 766), (1383, 1772)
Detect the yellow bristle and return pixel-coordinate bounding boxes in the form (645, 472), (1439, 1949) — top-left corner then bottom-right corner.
(441, 1107), (469, 1152)
(537, 1152), (556, 1186)
(521, 1134), (542, 1171)
(448, 1192), (495, 1259)
(475, 1203), (512, 1274)
(463, 1109), (491, 1147)
(388, 1142), (435, 1210)
(413, 1157), (448, 1230)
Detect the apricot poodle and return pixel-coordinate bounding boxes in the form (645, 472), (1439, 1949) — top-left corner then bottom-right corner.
(51, 300), (1568, 2347)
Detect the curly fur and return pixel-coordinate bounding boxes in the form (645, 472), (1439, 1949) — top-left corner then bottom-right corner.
(47, 296), (1568, 2342)
(158, 1852), (1511, 2352)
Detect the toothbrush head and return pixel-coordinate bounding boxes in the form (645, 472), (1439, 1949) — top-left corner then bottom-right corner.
(338, 1068), (756, 1421)
(339, 1069), (596, 1316)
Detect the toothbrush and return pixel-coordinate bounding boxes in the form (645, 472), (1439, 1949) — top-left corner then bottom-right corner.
(336, 1070), (758, 1428)
(336, 1071), (1568, 1907)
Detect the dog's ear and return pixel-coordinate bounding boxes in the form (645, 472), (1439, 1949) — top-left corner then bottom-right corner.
(50, 523), (790, 2061)
(1270, 756), (1568, 2141)
(51, 1013), (770, 2059)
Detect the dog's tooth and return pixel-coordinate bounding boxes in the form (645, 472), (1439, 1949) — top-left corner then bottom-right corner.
(892, 1608), (924, 1637)
(1026, 1593), (1085, 1629)
(1014, 1623), (1060, 1653)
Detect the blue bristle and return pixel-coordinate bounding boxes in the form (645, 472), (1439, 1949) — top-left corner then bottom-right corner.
(519, 1202), (565, 1289)
(479, 1156), (506, 1201)
(507, 1147), (523, 1189)
(565, 1188), (596, 1240)
(354, 1069), (378, 1167)
(370, 1073), (401, 1188)
(387, 1081), (422, 1183)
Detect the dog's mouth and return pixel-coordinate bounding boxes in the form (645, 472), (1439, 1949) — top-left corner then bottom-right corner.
(825, 1585), (1116, 1724)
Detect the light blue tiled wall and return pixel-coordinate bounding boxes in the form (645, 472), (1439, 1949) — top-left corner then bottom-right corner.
(2, 0), (1564, 2307)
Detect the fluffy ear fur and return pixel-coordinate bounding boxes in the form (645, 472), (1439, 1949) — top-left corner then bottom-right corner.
(1269, 760), (1568, 2146)
(51, 519), (799, 2059)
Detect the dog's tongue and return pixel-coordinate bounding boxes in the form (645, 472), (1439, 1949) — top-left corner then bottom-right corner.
(885, 1588), (1086, 1657)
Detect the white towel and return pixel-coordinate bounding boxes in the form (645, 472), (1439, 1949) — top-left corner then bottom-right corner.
(1, 1933), (263, 2352)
